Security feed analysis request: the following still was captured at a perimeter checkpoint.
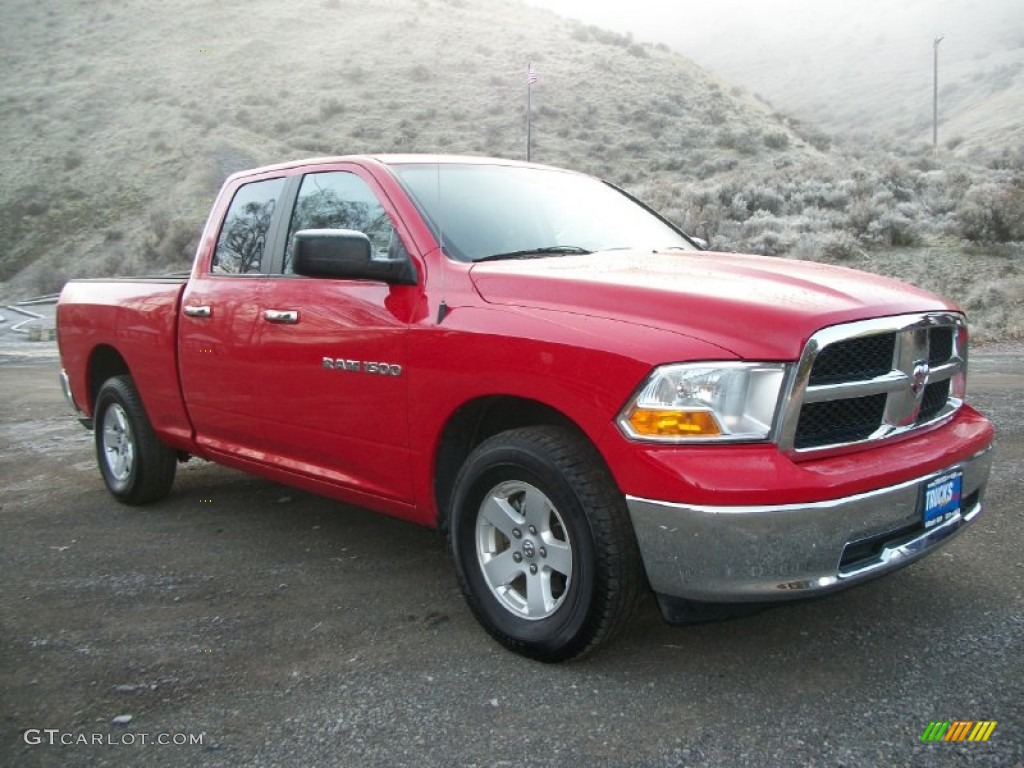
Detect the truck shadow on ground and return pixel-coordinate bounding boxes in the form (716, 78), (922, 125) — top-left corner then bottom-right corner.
(153, 459), (1002, 682)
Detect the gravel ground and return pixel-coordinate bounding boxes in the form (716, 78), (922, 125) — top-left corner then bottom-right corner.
(0, 344), (1021, 768)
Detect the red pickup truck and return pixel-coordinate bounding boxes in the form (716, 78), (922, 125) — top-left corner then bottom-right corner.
(57, 155), (994, 661)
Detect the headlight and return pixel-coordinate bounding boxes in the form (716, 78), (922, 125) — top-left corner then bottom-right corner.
(618, 362), (787, 443)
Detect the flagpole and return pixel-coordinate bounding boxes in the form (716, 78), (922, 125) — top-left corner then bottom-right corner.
(526, 62), (532, 162)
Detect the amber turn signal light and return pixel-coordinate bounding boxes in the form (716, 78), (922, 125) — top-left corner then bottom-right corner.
(627, 408), (722, 438)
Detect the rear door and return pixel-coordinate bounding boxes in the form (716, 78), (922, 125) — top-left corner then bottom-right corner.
(178, 174), (292, 459)
(254, 166), (420, 503)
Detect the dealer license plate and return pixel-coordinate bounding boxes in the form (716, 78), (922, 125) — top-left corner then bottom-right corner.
(923, 471), (963, 529)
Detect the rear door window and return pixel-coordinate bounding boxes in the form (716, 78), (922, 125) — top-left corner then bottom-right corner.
(212, 177), (286, 274)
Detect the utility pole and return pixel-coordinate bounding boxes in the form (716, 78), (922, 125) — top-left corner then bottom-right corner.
(933, 35), (944, 151)
(526, 63), (538, 162)
(527, 66), (532, 162)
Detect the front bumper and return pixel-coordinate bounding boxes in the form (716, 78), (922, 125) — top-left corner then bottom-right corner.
(626, 446), (993, 605)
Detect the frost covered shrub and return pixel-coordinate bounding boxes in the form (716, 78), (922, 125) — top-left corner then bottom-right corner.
(866, 203), (923, 247)
(984, 147), (1024, 172)
(740, 210), (785, 239)
(677, 188), (725, 241)
(792, 179), (850, 211)
(790, 207), (845, 234)
(694, 156), (738, 179)
(922, 169), (973, 216)
(817, 231), (863, 262)
(743, 228), (794, 257)
(687, 207), (725, 241)
(735, 130), (762, 156)
(955, 183), (1024, 242)
(788, 121), (832, 151)
(716, 129), (761, 156)
(666, 144), (1022, 264)
(718, 182), (786, 220)
(729, 192), (752, 221)
(842, 189), (918, 244)
(791, 231), (862, 262)
(744, 185), (785, 215)
(845, 198), (877, 238)
(877, 162), (923, 203)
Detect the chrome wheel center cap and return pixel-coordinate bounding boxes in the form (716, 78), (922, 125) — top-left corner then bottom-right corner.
(521, 539), (536, 559)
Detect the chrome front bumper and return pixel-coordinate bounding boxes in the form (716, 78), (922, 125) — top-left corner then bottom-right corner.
(626, 447), (993, 604)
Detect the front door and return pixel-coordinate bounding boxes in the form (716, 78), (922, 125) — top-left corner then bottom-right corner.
(254, 168), (419, 503)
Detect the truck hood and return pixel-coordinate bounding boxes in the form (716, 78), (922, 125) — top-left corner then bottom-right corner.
(469, 250), (957, 360)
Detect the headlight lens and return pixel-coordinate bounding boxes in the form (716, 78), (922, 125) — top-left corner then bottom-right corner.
(618, 362), (787, 443)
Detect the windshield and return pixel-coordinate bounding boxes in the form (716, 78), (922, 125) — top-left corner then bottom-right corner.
(390, 163), (695, 262)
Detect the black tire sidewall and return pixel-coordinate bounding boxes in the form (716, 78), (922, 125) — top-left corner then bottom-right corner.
(93, 375), (175, 504)
(450, 438), (600, 658)
(94, 380), (140, 499)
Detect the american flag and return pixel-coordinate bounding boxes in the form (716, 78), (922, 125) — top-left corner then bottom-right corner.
(527, 66), (539, 85)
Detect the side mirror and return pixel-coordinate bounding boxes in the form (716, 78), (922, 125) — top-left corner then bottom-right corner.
(690, 236), (709, 251)
(291, 229), (417, 285)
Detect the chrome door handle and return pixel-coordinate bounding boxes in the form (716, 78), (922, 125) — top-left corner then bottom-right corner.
(183, 305), (212, 318)
(263, 309), (299, 324)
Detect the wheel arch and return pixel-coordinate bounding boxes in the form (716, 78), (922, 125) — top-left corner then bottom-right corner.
(87, 345), (130, 411)
(433, 395), (603, 532)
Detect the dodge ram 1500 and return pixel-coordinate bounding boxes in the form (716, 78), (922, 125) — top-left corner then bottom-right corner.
(57, 155), (994, 660)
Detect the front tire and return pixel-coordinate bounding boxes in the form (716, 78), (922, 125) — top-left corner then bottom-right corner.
(94, 375), (177, 504)
(449, 426), (642, 662)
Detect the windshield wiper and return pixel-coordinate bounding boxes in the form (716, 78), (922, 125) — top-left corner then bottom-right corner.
(474, 245), (593, 263)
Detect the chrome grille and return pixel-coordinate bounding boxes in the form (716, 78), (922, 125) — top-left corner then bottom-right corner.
(807, 333), (895, 386)
(794, 394), (887, 449)
(919, 379), (950, 422)
(928, 326), (953, 365)
(778, 313), (967, 454)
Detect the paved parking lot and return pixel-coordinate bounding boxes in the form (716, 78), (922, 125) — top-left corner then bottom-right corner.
(0, 348), (1021, 767)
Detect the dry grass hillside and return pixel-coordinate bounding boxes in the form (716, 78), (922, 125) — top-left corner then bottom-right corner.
(0, 0), (805, 285)
(0, 0), (1021, 339)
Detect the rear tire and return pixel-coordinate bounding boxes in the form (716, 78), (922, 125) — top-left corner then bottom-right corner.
(94, 375), (177, 504)
(448, 426), (642, 662)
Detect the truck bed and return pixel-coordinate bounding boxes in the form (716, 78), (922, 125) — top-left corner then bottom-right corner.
(58, 277), (194, 450)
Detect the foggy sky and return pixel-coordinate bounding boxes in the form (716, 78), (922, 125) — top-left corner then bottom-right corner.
(524, 0), (1021, 59)
(525, 0), (1024, 140)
